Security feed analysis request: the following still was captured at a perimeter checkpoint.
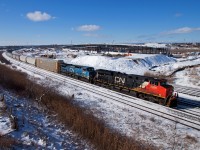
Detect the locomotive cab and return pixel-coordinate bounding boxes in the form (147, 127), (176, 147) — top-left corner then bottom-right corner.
(82, 67), (96, 83)
(157, 80), (177, 107)
(137, 78), (177, 107)
(148, 80), (174, 98)
(87, 67), (97, 81)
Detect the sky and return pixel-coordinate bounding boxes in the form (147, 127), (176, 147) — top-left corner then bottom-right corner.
(0, 0), (200, 45)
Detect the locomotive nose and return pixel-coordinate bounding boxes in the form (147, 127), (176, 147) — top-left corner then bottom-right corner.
(89, 71), (96, 78)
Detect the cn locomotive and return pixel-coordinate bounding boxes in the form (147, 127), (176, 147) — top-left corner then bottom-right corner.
(7, 52), (178, 107)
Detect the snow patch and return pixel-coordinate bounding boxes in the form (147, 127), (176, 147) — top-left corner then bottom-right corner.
(70, 54), (176, 75)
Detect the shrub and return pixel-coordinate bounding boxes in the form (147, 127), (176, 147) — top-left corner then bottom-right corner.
(0, 134), (17, 149)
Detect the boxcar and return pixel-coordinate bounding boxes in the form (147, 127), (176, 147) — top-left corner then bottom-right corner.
(26, 56), (36, 65)
(20, 55), (27, 62)
(35, 58), (63, 73)
(15, 55), (20, 61)
(12, 54), (16, 59)
(6, 52), (13, 58)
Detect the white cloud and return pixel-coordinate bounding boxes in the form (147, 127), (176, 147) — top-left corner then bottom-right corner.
(26, 11), (54, 22)
(162, 27), (200, 35)
(77, 25), (101, 32)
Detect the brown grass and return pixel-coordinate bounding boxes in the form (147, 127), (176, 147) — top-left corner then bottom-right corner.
(0, 64), (27, 92)
(185, 135), (198, 143)
(0, 134), (17, 149)
(0, 54), (156, 150)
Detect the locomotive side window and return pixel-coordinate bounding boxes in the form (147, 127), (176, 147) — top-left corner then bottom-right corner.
(160, 82), (167, 86)
(150, 81), (158, 86)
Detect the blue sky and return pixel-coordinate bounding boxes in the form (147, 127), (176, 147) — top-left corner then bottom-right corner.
(0, 0), (199, 45)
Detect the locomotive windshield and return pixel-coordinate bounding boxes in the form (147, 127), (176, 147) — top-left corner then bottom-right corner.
(87, 67), (94, 71)
(160, 81), (168, 86)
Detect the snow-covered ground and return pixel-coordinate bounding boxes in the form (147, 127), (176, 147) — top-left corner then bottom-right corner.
(174, 66), (200, 89)
(142, 43), (167, 48)
(151, 55), (200, 76)
(6, 48), (200, 149)
(69, 54), (176, 75)
(0, 95), (13, 135)
(3, 59), (200, 150)
(0, 88), (92, 149)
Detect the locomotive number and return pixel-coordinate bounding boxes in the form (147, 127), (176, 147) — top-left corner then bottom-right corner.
(115, 77), (125, 85)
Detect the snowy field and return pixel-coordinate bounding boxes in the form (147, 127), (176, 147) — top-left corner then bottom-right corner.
(2, 56), (200, 150)
(20, 67), (200, 149)
(174, 66), (200, 88)
(69, 54), (176, 75)
(152, 55), (200, 76)
(0, 94), (13, 135)
(0, 87), (92, 149)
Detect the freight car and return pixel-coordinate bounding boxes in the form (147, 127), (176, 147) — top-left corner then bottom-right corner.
(12, 54), (20, 60)
(35, 57), (63, 73)
(94, 69), (177, 107)
(6, 52), (13, 58)
(19, 55), (27, 62)
(26, 56), (36, 65)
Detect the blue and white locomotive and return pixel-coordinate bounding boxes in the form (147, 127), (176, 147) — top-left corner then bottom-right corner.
(60, 63), (96, 82)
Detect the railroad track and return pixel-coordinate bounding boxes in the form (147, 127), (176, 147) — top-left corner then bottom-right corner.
(178, 97), (200, 107)
(177, 103), (200, 117)
(173, 84), (200, 97)
(3, 52), (200, 131)
(177, 98), (200, 119)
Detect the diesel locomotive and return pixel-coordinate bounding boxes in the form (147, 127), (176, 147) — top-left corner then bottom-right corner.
(94, 69), (177, 107)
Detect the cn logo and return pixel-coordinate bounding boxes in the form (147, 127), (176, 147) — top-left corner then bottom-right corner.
(115, 77), (125, 84)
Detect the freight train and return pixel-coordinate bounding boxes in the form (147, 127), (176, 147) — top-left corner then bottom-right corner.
(7, 52), (178, 107)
